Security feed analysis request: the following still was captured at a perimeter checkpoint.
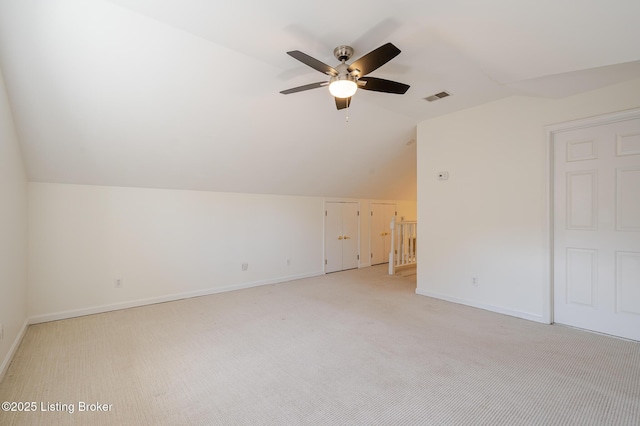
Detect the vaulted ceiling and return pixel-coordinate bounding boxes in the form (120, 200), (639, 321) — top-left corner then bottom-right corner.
(1, 0), (639, 200)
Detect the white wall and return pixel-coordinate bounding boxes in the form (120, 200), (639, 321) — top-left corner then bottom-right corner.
(416, 77), (640, 322)
(396, 200), (417, 222)
(28, 184), (328, 321)
(28, 183), (417, 321)
(0, 66), (28, 379)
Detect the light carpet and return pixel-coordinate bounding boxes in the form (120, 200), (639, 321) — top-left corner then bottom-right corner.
(0, 265), (638, 425)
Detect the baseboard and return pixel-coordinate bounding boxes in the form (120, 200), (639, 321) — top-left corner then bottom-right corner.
(0, 317), (29, 383)
(29, 271), (325, 325)
(415, 288), (547, 324)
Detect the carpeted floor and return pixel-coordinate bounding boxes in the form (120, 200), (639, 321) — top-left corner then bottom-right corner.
(1, 265), (638, 425)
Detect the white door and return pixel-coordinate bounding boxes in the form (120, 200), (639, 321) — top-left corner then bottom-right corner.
(341, 203), (359, 270)
(325, 202), (359, 273)
(554, 116), (640, 341)
(371, 203), (396, 265)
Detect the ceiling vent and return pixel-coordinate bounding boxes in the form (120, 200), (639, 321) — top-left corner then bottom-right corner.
(424, 91), (451, 102)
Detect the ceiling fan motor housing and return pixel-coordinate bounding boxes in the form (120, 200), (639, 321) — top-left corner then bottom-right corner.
(331, 63), (355, 80)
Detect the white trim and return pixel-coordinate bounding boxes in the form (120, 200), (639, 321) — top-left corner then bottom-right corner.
(544, 107), (640, 325)
(357, 201), (362, 268)
(415, 288), (547, 324)
(546, 107), (640, 134)
(0, 318), (29, 383)
(543, 121), (554, 324)
(28, 271), (324, 325)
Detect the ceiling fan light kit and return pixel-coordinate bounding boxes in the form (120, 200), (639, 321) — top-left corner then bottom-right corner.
(280, 43), (410, 110)
(329, 76), (358, 98)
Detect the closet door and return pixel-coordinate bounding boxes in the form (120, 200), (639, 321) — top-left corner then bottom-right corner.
(324, 202), (359, 273)
(554, 116), (640, 340)
(341, 202), (359, 270)
(371, 203), (396, 265)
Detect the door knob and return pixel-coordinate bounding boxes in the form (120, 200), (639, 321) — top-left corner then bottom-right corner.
(338, 236), (343, 240)
(344, 236), (351, 239)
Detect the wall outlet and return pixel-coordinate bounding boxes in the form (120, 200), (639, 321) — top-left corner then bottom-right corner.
(115, 278), (123, 288)
(472, 277), (478, 286)
(242, 263), (249, 271)
(437, 171), (449, 180)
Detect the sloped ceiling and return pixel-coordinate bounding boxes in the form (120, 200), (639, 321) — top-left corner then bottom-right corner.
(0, 0), (639, 200)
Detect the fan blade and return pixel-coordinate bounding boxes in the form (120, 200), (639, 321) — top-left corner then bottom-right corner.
(335, 97), (352, 110)
(347, 42), (400, 76)
(280, 82), (328, 95)
(358, 77), (409, 94)
(287, 51), (338, 76)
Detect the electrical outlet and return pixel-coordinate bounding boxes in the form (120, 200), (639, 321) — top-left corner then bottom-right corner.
(115, 278), (123, 288)
(242, 263), (249, 271)
(472, 277), (478, 286)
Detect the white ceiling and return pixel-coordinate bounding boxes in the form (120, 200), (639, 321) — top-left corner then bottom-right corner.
(1, 0), (639, 200)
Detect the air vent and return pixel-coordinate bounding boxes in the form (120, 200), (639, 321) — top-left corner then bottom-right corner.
(424, 91), (451, 102)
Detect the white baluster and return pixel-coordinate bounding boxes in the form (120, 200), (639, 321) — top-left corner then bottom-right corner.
(389, 220), (417, 274)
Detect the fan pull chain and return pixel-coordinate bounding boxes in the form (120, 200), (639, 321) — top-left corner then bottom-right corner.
(345, 97), (350, 122)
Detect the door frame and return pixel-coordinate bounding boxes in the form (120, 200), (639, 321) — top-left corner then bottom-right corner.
(544, 107), (640, 325)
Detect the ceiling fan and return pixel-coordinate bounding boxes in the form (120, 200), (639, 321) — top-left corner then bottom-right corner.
(280, 43), (410, 110)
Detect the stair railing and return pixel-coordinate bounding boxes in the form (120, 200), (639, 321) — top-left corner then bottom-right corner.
(388, 216), (417, 275)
